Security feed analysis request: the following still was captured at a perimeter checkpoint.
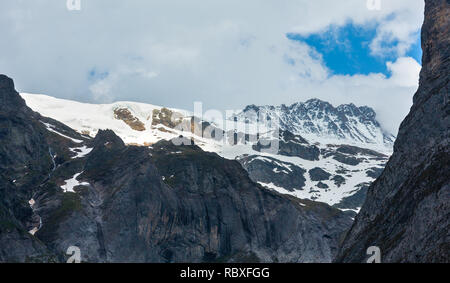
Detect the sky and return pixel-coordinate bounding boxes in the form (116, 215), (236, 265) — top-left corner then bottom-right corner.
(0, 0), (424, 135)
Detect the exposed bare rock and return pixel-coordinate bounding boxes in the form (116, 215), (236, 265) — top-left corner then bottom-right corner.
(113, 108), (146, 131)
(151, 108), (183, 128)
(238, 155), (307, 191)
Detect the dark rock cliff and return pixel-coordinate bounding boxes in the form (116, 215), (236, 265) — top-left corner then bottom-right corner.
(0, 74), (79, 262)
(336, 0), (449, 263)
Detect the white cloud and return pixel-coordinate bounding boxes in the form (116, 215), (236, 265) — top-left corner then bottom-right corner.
(0, 0), (424, 134)
(89, 79), (112, 102)
(386, 57), (421, 87)
(297, 56), (421, 134)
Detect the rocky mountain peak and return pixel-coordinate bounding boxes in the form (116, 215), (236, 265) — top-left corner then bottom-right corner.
(0, 74), (26, 113)
(92, 129), (126, 150)
(0, 74), (14, 89)
(236, 99), (394, 147)
(242, 104), (260, 113)
(303, 98), (333, 109)
(357, 106), (377, 119)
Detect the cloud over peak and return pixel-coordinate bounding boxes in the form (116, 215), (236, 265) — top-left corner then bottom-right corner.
(0, 0), (424, 135)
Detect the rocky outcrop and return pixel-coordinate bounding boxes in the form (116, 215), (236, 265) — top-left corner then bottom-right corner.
(253, 130), (321, 161)
(113, 108), (146, 131)
(309, 168), (331, 182)
(237, 155), (307, 191)
(332, 183), (369, 212)
(336, 0), (449, 263)
(151, 108), (183, 128)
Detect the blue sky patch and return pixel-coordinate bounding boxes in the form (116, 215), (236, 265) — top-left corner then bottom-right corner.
(287, 22), (422, 77)
(88, 68), (109, 81)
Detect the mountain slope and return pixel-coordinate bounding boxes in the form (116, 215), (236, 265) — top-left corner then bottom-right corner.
(238, 137), (388, 213)
(336, 0), (449, 263)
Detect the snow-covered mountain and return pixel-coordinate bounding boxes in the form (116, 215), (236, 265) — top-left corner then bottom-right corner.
(21, 93), (193, 145)
(21, 93), (392, 214)
(234, 99), (395, 148)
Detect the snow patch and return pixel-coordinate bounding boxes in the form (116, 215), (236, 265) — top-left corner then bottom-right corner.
(61, 172), (90, 193)
(70, 146), (93, 159)
(41, 121), (83, 143)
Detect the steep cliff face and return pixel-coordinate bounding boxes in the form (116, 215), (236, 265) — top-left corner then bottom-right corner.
(0, 74), (353, 262)
(0, 74), (78, 262)
(336, 0), (449, 263)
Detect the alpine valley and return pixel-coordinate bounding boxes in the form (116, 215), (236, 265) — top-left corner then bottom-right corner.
(0, 0), (448, 263)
